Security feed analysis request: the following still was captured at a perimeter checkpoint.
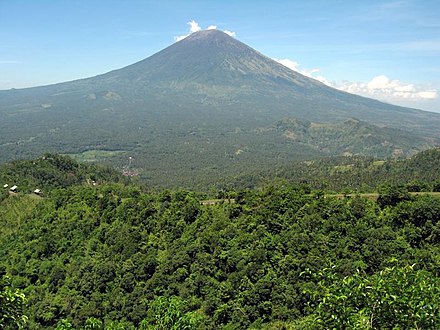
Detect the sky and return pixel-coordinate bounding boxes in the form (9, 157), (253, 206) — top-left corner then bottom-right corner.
(0, 0), (439, 113)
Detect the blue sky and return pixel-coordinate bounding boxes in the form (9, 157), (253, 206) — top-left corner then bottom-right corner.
(1, 0), (439, 112)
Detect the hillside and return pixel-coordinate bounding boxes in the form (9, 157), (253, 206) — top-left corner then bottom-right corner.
(0, 153), (127, 197)
(228, 147), (440, 192)
(1, 148), (439, 195)
(0, 153), (439, 329)
(1, 30), (439, 188)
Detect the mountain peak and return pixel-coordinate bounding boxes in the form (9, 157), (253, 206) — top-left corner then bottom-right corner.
(185, 29), (230, 39)
(1, 25), (439, 171)
(175, 28), (241, 50)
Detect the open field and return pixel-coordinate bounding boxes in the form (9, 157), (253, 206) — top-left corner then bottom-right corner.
(66, 150), (126, 162)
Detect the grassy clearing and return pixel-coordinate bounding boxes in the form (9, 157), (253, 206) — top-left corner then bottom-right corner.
(66, 150), (125, 162)
(332, 164), (354, 173)
(410, 191), (440, 198)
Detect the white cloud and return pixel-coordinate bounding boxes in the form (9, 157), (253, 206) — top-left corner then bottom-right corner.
(417, 91), (438, 99)
(367, 75), (393, 89)
(337, 75), (438, 101)
(188, 20), (201, 33)
(174, 21), (236, 42)
(174, 35), (188, 42)
(275, 58), (438, 107)
(276, 59), (299, 71)
(315, 75), (332, 86)
(275, 59), (332, 86)
(223, 30), (236, 37)
(174, 20), (198, 41)
(395, 84), (415, 92)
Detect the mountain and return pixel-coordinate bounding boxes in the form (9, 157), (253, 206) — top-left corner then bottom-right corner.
(0, 29), (439, 188)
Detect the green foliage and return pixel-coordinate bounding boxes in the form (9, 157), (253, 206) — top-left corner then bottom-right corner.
(0, 153), (127, 195)
(0, 155), (439, 328)
(1, 147), (439, 193)
(264, 148), (440, 193)
(302, 265), (440, 329)
(84, 317), (103, 330)
(55, 319), (75, 330)
(377, 185), (412, 208)
(0, 274), (28, 329)
(143, 296), (203, 329)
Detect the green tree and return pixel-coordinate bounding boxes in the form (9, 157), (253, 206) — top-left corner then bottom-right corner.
(303, 265), (440, 329)
(55, 319), (75, 330)
(377, 185), (411, 208)
(84, 317), (103, 329)
(0, 275), (28, 329)
(143, 296), (203, 329)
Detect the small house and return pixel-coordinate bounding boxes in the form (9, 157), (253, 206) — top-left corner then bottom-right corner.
(3, 184), (8, 188)
(10, 185), (18, 193)
(34, 189), (42, 195)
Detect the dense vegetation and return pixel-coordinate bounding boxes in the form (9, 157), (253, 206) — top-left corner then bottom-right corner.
(0, 153), (128, 195)
(1, 151), (439, 329)
(1, 117), (434, 190)
(230, 147), (440, 192)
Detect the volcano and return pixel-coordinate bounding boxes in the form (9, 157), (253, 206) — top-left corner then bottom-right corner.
(0, 29), (439, 187)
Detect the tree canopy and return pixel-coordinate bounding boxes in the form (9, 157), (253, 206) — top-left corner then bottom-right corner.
(0, 152), (439, 329)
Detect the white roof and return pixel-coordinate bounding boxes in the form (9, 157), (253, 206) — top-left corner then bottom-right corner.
(10, 185), (18, 190)
(3, 184), (8, 188)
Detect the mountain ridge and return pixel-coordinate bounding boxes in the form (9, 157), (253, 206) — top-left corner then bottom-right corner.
(0, 29), (439, 187)
(1, 30), (437, 124)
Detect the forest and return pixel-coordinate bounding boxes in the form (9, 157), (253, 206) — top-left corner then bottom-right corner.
(0, 151), (439, 329)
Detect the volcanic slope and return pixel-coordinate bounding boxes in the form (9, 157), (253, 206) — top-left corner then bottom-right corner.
(0, 29), (439, 187)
